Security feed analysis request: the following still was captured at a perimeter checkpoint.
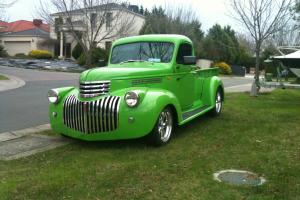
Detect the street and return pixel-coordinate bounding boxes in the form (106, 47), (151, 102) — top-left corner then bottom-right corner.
(0, 66), (253, 133)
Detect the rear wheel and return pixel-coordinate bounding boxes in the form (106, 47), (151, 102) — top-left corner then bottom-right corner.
(210, 89), (223, 116)
(148, 107), (174, 146)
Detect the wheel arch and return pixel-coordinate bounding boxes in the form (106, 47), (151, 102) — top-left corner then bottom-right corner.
(165, 104), (179, 126)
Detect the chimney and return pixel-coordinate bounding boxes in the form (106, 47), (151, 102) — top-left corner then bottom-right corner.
(33, 19), (43, 27)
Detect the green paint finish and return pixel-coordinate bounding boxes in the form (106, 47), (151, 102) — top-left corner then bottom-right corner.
(49, 34), (224, 141)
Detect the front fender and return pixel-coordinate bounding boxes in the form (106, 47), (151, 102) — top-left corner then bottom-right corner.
(110, 87), (182, 138)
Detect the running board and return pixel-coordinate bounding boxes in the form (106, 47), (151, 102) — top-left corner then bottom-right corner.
(180, 105), (212, 125)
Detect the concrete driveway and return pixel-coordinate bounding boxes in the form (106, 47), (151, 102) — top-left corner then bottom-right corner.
(0, 66), (253, 133)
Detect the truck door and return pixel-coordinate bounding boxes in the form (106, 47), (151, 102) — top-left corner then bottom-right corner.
(173, 43), (195, 110)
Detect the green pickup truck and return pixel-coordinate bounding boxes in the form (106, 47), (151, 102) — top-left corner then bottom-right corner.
(48, 34), (224, 145)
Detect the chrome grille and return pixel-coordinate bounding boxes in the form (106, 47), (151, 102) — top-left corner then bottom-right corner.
(63, 95), (121, 134)
(80, 81), (110, 98)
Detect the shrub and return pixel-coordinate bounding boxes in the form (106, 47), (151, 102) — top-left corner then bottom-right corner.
(29, 50), (53, 59)
(0, 45), (8, 57)
(212, 62), (232, 75)
(77, 48), (109, 67)
(72, 43), (83, 60)
(90, 48), (109, 64)
(77, 54), (86, 66)
(14, 53), (29, 59)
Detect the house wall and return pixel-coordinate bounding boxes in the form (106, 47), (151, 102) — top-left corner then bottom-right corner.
(0, 36), (53, 56)
(50, 8), (145, 59)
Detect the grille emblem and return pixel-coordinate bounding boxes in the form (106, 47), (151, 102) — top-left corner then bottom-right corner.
(80, 81), (111, 98)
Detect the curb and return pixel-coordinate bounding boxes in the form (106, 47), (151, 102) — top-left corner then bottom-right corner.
(0, 73), (26, 92)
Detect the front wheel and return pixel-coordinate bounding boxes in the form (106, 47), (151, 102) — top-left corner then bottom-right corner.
(147, 107), (174, 146)
(209, 90), (223, 116)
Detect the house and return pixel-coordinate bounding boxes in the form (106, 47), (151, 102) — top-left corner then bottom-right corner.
(50, 3), (145, 59)
(0, 20), (52, 56)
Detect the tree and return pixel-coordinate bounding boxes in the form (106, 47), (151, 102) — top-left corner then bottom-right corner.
(140, 6), (204, 57)
(139, 5), (144, 15)
(203, 24), (240, 64)
(272, 25), (300, 46)
(36, 0), (136, 66)
(0, 0), (17, 20)
(294, 0), (300, 21)
(231, 0), (292, 96)
(0, 0), (16, 8)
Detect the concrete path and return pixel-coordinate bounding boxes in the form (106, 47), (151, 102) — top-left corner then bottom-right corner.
(0, 73), (25, 92)
(0, 124), (71, 160)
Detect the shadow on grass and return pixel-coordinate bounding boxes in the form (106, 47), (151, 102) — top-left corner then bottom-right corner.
(64, 113), (215, 151)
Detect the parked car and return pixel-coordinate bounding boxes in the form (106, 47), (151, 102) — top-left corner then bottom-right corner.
(48, 34), (224, 146)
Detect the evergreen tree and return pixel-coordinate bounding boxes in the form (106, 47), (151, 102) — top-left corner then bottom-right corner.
(139, 5), (144, 15)
(203, 24), (241, 64)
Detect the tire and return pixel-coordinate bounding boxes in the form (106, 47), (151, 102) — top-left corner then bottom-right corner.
(209, 89), (223, 116)
(147, 107), (174, 146)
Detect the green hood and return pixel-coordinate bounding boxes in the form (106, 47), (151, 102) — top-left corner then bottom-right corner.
(80, 64), (171, 82)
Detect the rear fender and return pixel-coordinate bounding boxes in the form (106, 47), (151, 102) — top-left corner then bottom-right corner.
(202, 76), (224, 106)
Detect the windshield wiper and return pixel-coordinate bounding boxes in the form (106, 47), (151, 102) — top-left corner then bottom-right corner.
(120, 60), (152, 65)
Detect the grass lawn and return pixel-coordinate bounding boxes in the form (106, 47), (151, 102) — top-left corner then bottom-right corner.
(1, 90), (300, 200)
(0, 75), (8, 80)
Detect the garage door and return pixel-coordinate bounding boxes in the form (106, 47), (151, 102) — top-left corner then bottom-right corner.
(4, 41), (31, 56)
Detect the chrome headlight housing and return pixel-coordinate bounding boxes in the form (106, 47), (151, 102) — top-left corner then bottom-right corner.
(48, 89), (59, 104)
(124, 91), (139, 107)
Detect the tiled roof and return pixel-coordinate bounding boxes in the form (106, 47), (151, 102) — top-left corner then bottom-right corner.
(0, 20), (50, 34)
(0, 20), (9, 27)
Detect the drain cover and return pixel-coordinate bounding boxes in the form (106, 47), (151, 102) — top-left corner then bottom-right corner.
(213, 170), (266, 186)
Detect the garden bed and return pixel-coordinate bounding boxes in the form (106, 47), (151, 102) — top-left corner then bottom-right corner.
(0, 58), (85, 72)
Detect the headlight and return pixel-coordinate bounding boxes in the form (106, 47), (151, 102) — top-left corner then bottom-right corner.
(48, 89), (59, 104)
(124, 91), (139, 107)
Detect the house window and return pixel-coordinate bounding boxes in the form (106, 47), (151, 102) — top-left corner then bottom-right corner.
(176, 43), (193, 64)
(106, 12), (112, 29)
(90, 13), (97, 29)
(55, 17), (63, 32)
(105, 41), (112, 51)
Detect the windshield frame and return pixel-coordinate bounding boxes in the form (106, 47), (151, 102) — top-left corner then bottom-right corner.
(109, 41), (176, 65)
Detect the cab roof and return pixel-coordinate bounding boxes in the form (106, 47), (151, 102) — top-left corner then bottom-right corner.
(112, 34), (192, 46)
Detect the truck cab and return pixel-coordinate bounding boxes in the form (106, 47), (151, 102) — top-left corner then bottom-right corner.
(48, 34), (224, 146)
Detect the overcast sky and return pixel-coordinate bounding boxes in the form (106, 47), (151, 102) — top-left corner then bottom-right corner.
(5, 0), (241, 31)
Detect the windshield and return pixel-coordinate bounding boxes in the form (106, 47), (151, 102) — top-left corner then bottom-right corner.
(110, 42), (174, 64)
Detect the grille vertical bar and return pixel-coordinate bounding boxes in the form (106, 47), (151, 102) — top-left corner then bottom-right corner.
(63, 95), (120, 134)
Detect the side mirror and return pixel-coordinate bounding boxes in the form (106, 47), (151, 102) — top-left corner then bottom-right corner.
(183, 56), (196, 65)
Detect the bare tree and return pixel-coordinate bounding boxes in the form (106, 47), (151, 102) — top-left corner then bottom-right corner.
(230, 0), (292, 96)
(36, 0), (136, 66)
(271, 22), (300, 46)
(35, 0), (54, 24)
(0, 0), (17, 20)
(0, 0), (17, 8)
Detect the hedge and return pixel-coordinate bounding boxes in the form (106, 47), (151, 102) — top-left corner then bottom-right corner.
(29, 50), (53, 59)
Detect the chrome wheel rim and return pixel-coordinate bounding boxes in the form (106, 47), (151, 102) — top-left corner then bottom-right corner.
(216, 92), (222, 113)
(158, 110), (173, 142)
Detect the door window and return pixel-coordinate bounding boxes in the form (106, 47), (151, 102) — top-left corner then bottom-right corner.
(176, 43), (192, 64)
